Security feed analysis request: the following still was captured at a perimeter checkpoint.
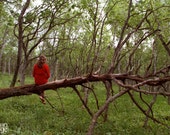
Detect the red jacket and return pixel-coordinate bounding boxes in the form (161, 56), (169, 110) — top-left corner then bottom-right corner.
(33, 63), (50, 85)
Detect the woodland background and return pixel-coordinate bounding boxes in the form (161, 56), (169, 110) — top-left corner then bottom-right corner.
(0, 0), (170, 134)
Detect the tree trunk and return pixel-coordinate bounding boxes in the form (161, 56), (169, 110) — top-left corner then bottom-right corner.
(8, 57), (11, 75)
(2, 58), (6, 74)
(0, 26), (8, 72)
(1, 73), (170, 100)
(10, 0), (30, 87)
(19, 61), (28, 86)
(49, 58), (58, 81)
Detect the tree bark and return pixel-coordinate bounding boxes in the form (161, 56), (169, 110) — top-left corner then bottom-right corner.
(1, 73), (170, 100)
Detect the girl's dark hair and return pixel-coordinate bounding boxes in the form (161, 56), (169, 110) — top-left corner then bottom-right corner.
(37, 55), (46, 68)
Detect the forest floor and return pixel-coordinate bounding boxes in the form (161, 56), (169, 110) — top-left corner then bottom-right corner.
(0, 73), (170, 135)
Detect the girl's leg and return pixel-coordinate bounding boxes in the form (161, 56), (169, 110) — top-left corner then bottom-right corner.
(39, 91), (45, 104)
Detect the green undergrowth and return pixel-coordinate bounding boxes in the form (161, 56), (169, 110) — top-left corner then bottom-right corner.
(0, 73), (170, 135)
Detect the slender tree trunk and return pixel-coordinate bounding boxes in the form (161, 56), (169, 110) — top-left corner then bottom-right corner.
(103, 81), (112, 122)
(19, 63), (26, 86)
(81, 83), (90, 108)
(0, 26), (8, 72)
(8, 57), (11, 75)
(49, 58), (58, 81)
(19, 58), (30, 86)
(2, 58), (6, 74)
(10, 0), (30, 87)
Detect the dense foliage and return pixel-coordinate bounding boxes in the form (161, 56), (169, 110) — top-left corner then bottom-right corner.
(0, 0), (169, 82)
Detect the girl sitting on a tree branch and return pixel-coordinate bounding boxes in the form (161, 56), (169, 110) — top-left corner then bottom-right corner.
(32, 55), (50, 104)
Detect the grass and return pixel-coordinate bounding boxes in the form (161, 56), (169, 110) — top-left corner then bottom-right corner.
(0, 73), (170, 135)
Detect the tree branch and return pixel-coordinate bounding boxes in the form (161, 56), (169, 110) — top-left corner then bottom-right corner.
(0, 73), (170, 100)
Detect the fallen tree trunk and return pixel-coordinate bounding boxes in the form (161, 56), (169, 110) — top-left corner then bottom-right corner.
(0, 73), (170, 100)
